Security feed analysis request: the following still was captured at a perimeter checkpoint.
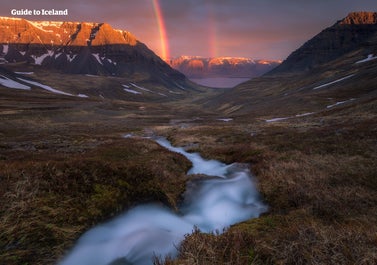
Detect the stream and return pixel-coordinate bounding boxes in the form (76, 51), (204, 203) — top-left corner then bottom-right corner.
(59, 137), (267, 265)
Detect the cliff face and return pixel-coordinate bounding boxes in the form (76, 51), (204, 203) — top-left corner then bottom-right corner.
(269, 12), (377, 74)
(0, 17), (185, 83)
(338, 11), (377, 25)
(168, 56), (281, 78)
(0, 18), (136, 46)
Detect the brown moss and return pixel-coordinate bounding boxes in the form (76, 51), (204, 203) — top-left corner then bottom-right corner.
(0, 138), (191, 265)
(157, 106), (377, 265)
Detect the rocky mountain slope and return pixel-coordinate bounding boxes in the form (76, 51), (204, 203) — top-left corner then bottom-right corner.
(269, 12), (377, 74)
(202, 12), (377, 118)
(168, 56), (280, 78)
(0, 17), (196, 99)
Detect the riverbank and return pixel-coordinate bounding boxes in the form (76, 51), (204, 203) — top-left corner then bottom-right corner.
(1, 96), (376, 264)
(153, 104), (377, 264)
(59, 137), (266, 265)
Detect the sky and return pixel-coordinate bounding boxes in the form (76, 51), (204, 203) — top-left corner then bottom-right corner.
(1, 0), (376, 60)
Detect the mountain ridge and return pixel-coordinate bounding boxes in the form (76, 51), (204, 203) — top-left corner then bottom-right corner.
(0, 16), (205, 101)
(203, 11), (377, 117)
(0, 16), (196, 95)
(168, 55), (281, 78)
(268, 11), (377, 74)
(0, 17), (138, 46)
(337, 11), (377, 25)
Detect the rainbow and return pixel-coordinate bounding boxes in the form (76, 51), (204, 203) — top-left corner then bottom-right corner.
(207, 7), (218, 58)
(152, 0), (170, 60)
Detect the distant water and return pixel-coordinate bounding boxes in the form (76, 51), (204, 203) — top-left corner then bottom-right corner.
(58, 137), (267, 265)
(190, 77), (250, 88)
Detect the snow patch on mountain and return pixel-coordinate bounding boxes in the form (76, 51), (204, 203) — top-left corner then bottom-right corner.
(67, 54), (77, 62)
(173, 82), (186, 90)
(2, 45), (9, 55)
(0, 75), (30, 90)
(169, 90), (182, 95)
(327, 98), (355, 108)
(312, 74), (355, 90)
(17, 78), (73, 96)
(265, 117), (290, 123)
(0, 17), (21, 21)
(296, 112), (315, 117)
(32, 51), (53, 65)
(124, 88), (142, 95)
(15, 72), (34, 75)
(355, 54), (377, 64)
(266, 112), (315, 123)
(28, 21), (64, 32)
(217, 118), (233, 122)
(92, 53), (103, 65)
(130, 83), (152, 92)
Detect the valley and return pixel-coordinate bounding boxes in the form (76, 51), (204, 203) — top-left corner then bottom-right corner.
(0, 11), (377, 265)
(167, 56), (280, 87)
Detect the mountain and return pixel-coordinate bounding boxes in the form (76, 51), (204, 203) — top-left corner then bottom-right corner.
(204, 12), (377, 117)
(269, 11), (377, 74)
(0, 17), (197, 99)
(168, 56), (281, 78)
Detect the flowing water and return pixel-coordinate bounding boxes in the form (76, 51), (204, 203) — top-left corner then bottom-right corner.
(59, 137), (267, 265)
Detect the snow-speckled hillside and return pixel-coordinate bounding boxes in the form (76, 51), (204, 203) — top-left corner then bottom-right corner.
(0, 16), (194, 94)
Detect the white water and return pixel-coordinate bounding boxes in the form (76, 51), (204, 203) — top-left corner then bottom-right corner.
(59, 137), (267, 265)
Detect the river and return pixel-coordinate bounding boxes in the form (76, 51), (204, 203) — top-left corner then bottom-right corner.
(58, 137), (267, 265)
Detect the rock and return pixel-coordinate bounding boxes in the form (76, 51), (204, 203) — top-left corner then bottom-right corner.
(338, 11), (377, 25)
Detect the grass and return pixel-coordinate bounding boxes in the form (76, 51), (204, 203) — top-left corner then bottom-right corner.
(0, 137), (191, 265)
(154, 99), (377, 265)
(155, 228), (256, 265)
(1, 97), (376, 265)
(0, 59), (376, 264)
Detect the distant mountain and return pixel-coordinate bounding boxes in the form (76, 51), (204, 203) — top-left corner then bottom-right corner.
(0, 16), (192, 93)
(167, 56), (281, 79)
(269, 12), (377, 74)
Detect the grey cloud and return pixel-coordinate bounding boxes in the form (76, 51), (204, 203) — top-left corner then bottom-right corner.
(1, 0), (376, 59)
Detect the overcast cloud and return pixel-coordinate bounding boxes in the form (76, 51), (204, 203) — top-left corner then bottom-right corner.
(1, 0), (376, 59)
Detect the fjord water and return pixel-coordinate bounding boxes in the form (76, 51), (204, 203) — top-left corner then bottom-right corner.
(59, 138), (267, 265)
(190, 77), (250, 88)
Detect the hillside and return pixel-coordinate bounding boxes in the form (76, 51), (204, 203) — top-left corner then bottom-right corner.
(0, 17), (199, 99)
(204, 12), (377, 118)
(269, 11), (377, 74)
